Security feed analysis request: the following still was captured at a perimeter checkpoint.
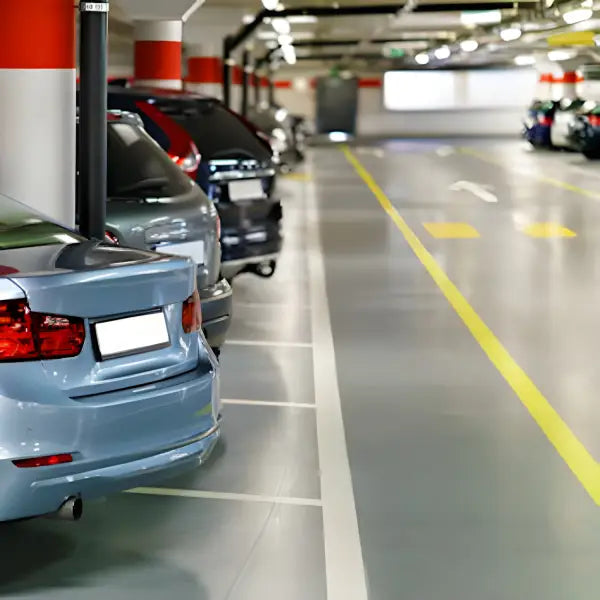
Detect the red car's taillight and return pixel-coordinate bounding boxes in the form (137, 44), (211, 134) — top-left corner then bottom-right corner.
(169, 142), (201, 177)
(182, 290), (202, 333)
(589, 115), (600, 127)
(0, 299), (85, 361)
(539, 115), (553, 126)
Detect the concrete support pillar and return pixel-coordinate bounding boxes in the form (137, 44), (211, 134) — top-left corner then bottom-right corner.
(186, 56), (222, 98)
(231, 64), (244, 112)
(0, 1), (76, 226)
(553, 71), (579, 100)
(535, 73), (554, 101)
(134, 20), (182, 89)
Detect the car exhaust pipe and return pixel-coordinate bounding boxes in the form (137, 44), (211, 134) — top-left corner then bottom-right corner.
(251, 259), (277, 279)
(51, 497), (83, 521)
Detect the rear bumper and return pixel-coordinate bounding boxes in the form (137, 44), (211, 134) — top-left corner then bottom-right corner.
(221, 235), (282, 278)
(200, 278), (233, 349)
(0, 361), (220, 522)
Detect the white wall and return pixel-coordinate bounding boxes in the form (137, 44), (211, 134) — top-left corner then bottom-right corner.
(358, 86), (526, 137)
(274, 68), (537, 138)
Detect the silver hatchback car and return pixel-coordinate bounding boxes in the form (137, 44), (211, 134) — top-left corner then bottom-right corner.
(0, 194), (220, 522)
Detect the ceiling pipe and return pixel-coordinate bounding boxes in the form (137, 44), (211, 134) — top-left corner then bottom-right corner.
(182, 0), (205, 23)
(256, 36), (469, 68)
(223, 1), (540, 104)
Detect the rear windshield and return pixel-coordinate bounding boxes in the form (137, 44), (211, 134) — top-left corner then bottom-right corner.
(107, 122), (192, 199)
(157, 99), (272, 162)
(0, 196), (83, 251)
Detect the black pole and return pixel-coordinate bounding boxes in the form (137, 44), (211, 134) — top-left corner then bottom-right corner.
(241, 49), (251, 117)
(78, 0), (108, 240)
(268, 72), (275, 107)
(253, 67), (261, 107)
(223, 36), (233, 108)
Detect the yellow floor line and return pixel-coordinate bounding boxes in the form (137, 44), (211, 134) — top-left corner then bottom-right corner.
(459, 146), (600, 201)
(341, 144), (600, 505)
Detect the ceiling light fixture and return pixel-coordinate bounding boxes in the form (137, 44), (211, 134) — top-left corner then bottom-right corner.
(257, 30), (278, 40)
(514, 54), (536, 66)
(272, 17), (291, 34)
(500, 27), (522, 41)
(278, 34), (294, 46)
(287, 15), (318, 24)
(282, 44), (297, 65)
(262, 0), (279, 9)
(434, 45), (451, 60)
(414, 52), (430, 65)
(460, 10), (502, 26)
(548, 49), (576, 61)
(562, 7), (592, 24)
(460, 39), (478, 52)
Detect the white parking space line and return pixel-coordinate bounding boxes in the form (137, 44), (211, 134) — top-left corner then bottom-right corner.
(226, 339), (313, 349)
(127, 487), (322, 507)
(222, 399), (316, 409)
(306, 168), (369, 600)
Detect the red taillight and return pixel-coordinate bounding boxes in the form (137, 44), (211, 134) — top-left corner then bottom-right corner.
(0, 300), (37, 360)
(0, 299), (85, 361)
(169, 142), (201, 178)
(539, 115), (553, 126)
(182, 290), (202, 333)
(31, 313), (86, 359)
(589, 115), (600, 127)
(13, 453), (73, 468)
(104, 230), (119, 245)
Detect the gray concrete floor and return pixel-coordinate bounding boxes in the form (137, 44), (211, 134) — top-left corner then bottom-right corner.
(2, 138), (600, 599)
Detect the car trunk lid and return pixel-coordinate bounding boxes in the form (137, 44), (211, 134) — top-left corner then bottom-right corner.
(4, 242), (200, 397)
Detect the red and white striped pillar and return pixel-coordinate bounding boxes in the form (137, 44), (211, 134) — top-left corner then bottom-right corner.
(0, 0), (76, 226)
(535, 73), (554, 101)
(554, 71), (580, 100)
(186, 56), (222, 98)
(231, 63), (244, 111)
(134, 20), (183, 90)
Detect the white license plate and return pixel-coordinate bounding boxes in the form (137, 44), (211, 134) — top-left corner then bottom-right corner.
(156, 240), (204, 265)
(95, 312), (170, 360)
(229, 179), (264, 201)
(246, 230), (268, 243)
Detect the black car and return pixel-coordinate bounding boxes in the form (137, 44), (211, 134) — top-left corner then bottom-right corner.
(248, 104), (305, 170)
(567, 101), (600, 159)
(107, 87), (283, 280)
(77, 111), (232, 354)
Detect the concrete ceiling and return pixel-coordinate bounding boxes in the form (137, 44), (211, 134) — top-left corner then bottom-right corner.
(111, 0), (598, 73)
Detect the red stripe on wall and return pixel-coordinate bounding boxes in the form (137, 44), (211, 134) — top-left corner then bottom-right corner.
(274, 80), (292, 89)
(539, 73), (553, 83)
(187, 57), (222, 84)
(359, 78), (382, 88)
(0, 0), (75, 69)
(135, 41), (182, 81)
(260, 76), (270, 88)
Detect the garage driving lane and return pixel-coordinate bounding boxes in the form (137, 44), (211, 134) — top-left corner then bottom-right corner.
(314, 140), (600, 599)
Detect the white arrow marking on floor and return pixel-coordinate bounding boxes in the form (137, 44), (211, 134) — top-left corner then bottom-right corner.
(436, 145), (455, 157)
(449, 180), (498, 203)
